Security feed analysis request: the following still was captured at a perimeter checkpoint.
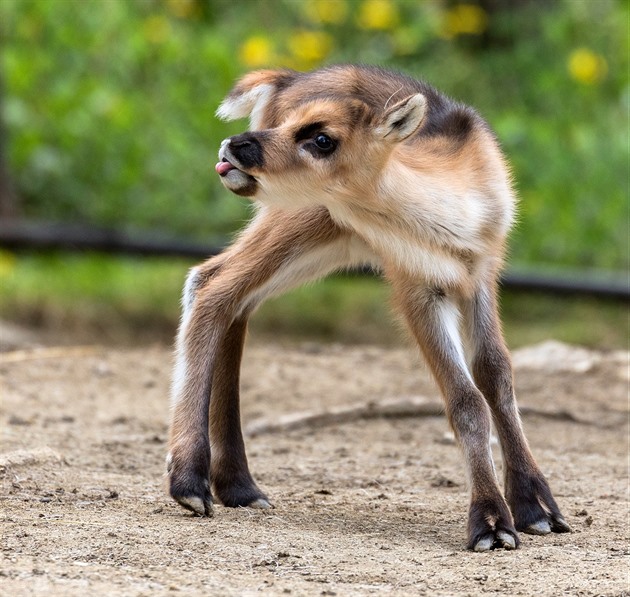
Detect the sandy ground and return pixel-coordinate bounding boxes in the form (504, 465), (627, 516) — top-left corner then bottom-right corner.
(0, 322), (628, 596)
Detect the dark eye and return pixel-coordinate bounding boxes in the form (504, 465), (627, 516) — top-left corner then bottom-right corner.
(314, 133), (335, 151)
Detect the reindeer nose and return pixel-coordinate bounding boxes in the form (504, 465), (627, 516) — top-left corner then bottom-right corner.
(229, 134), (255, 149)
(227, 133), (264, 169)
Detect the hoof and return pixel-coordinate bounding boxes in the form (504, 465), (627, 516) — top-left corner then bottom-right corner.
(508, 471), (571, 536)
(472, 529), (518, 552)
(248, 498), (274, 509)
(213, 469), (272, 509)
(521, 514), (572, 535)
(176, 494), (213, 517)
(167, 450), (213, 517)
(550, 516), (572, 533)
(523, 519), (550, 535)
(468, 496), (520, 552)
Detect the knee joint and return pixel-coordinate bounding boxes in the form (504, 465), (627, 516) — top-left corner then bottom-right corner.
(448, 389), (491, 439)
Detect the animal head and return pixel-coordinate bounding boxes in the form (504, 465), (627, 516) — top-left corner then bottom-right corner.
(214, 68), (427, 206)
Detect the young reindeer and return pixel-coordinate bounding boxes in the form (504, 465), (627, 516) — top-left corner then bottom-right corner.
(167, 65), (570, 551)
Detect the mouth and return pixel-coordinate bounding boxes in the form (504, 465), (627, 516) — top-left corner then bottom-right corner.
(215, 158), (238, 177)
(214, 156), (258, 197)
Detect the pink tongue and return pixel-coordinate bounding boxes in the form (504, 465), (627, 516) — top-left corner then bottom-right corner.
(215, 160), (235, 176)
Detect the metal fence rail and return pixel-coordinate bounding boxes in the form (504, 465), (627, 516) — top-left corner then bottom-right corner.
(1, 219), (627, 301)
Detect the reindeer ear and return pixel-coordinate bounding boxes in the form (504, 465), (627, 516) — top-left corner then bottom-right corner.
(375, 93), (427, 142)
(216, 70), (296, 130)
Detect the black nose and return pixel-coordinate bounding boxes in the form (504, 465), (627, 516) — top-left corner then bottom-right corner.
(230, 136), (252, 149)
(228, 133), (264, 169)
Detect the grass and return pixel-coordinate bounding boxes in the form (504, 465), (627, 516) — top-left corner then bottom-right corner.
(0, 251), (627, 350)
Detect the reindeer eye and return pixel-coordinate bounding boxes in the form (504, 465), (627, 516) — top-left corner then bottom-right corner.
(314, 134), (335, 151)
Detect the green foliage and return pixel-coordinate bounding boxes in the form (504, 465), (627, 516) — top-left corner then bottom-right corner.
(1, 0), (628, 270)
(1, 0), (250, 236)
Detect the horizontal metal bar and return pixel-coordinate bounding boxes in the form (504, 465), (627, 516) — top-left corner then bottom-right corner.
(0, 219), (627, 300)
(499, 270), (628, 301)
(0, 219), (222, 258)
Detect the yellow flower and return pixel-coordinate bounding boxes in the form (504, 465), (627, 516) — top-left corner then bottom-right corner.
(143, 15), (171, 44)
(440, 4), (487, 39)
(568, 48), (608, 85)
(304, 0), (348, 25)
(0, 250), (16, 278)
(357, 0), (399, 31)
(239, 36), (275, 67)
(288, 30), (333, 66)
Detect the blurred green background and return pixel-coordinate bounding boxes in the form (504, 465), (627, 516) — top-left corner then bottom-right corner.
(0, 0), (628, 348)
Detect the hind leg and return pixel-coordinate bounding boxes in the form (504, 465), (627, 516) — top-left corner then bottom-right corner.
(391, 279), (518, 551)
(462, 277), (571, 535)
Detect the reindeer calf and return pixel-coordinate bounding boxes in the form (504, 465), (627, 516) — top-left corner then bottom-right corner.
(167, 65), (570, 551)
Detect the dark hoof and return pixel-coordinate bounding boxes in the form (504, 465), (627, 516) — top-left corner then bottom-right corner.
(522, 514), (572, 535)
(167, 451), (213, 517)
(213, 473), (272, 509)
(507, 472), (571, 535)
(468, 497), (520, 552)
(173, 490), (213, 517)
(248, 498), (273, 509)
(551, 516), (572, 533)
(471, 529), (518, 552)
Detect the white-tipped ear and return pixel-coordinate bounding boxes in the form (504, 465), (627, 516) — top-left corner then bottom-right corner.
(216, 84), (274, 130)
(376, 93), (427, 142)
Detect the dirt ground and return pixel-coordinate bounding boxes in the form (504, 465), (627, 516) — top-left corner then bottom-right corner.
(0, 321), (628, 596)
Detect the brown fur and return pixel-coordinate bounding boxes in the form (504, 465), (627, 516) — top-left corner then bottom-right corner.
(167, 66), (570, 550)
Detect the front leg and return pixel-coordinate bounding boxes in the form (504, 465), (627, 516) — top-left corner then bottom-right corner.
(166, 252), (233, 515)
(168, 285), (227, 516)
(172, 266), (270, 510)
(209, 314), (271, 508)
(167, 206), (369, 516)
